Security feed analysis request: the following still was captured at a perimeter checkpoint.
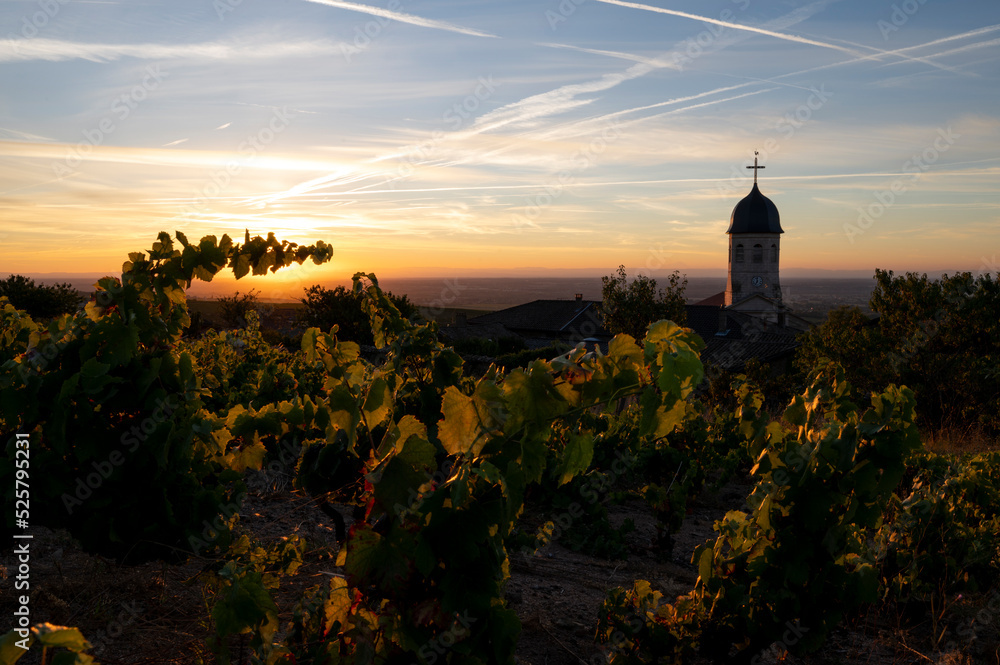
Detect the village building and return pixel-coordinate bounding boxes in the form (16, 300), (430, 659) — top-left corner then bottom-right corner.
(444, 156), (810, 372)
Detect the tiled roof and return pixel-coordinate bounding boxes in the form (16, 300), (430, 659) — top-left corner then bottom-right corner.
(692, 291), (726, 307)
(467, 299), (609, 339)
(682, 304), (801, 370)
(439, 321), (515, 342)
(702, 335), (799, 370)
(459, 298), (800, 371)
(684, 304), (725, 341)
(702, 310), (800, 370)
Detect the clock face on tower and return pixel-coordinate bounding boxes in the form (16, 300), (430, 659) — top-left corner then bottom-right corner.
(751, 276), (764, 287)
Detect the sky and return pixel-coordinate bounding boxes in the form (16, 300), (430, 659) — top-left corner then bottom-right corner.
(1, 0), (998, 291)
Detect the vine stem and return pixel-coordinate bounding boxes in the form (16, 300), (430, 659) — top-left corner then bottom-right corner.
(539, 621), (587, 664)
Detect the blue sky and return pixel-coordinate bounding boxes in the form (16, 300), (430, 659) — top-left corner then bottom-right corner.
(1, 0), (998, 285)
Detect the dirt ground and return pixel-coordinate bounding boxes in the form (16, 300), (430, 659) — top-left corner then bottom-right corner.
(1, 473), (990, 665)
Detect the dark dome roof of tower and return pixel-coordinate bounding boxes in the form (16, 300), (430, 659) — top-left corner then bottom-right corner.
(727, 182), (783, 234)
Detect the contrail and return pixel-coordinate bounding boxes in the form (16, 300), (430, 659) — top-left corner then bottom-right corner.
(892, 23), (1000, 54)
(592, 0), (862, 56)
(537, 42), (682, 69)
(302, 0), (497, 38)
(635, 87), (779, 122)
(259, 2), (835, 205)
(816, 36), (962, 73)
(594, 0), (985, 74)
(0, 37), (344, 63)
(586, 83), (760, 121)
(528, 84), (773, 143)
(219, 168), (1000, 199)
(886, 36), (1000, 64)
(759, 23), (1000, 83)
(247, 14), (994, 208)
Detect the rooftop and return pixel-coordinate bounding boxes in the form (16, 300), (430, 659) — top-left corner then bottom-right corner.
(727, 182), (783, 235)
(467, 298), (609, 340)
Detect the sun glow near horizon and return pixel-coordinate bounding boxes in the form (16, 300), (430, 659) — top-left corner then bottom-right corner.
(1, 1), (998, 279)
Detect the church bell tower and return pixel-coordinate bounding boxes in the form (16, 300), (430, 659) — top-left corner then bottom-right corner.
(725, 153), (783, 306)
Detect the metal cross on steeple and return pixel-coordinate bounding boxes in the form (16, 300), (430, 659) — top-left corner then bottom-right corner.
(746, 151), (764, 185)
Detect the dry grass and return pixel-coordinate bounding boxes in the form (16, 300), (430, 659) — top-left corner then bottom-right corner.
(0, 486), (343, 665)
(922, 425), (1000, 456)
(4, 464), (997, 664)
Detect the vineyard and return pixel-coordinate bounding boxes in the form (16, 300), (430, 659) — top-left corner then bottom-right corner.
(2, 231), (999, 665)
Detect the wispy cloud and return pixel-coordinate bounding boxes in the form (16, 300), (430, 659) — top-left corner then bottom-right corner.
(748, 24), (1000, 85)
(260, 167), (1000, 198)
(592, 0), (862, 57)
(537, 42), (681, 69)
(0, 140), (347, 172)
(301, 0), (497, 38)
(0, 127), (54, 142)
(466, 70), (635, 135)
(817, 36), (962, 73)
(0, 37), (343, 63)
(249, 1), (841, 208)
(458, 1), (839, 139)
(887, 36), (1000, 64)
(892, 23), (1000, 54)
(528, 83), (762, 142)
(594, 0), (971, 75)
(619, 88), (781, 128)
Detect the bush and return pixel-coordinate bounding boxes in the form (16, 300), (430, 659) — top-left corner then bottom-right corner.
(0, 230), (333, 561)
(876, 451), (1000, 602)
(0, 274), (81, 319)
(452, 335), (527, 357)
(299, 284), (416, 345)
(217, 289), (262, 329)
(794, 305), (889, 399)
(602, 265), (687, 338)
(496, 343), (571, 369)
